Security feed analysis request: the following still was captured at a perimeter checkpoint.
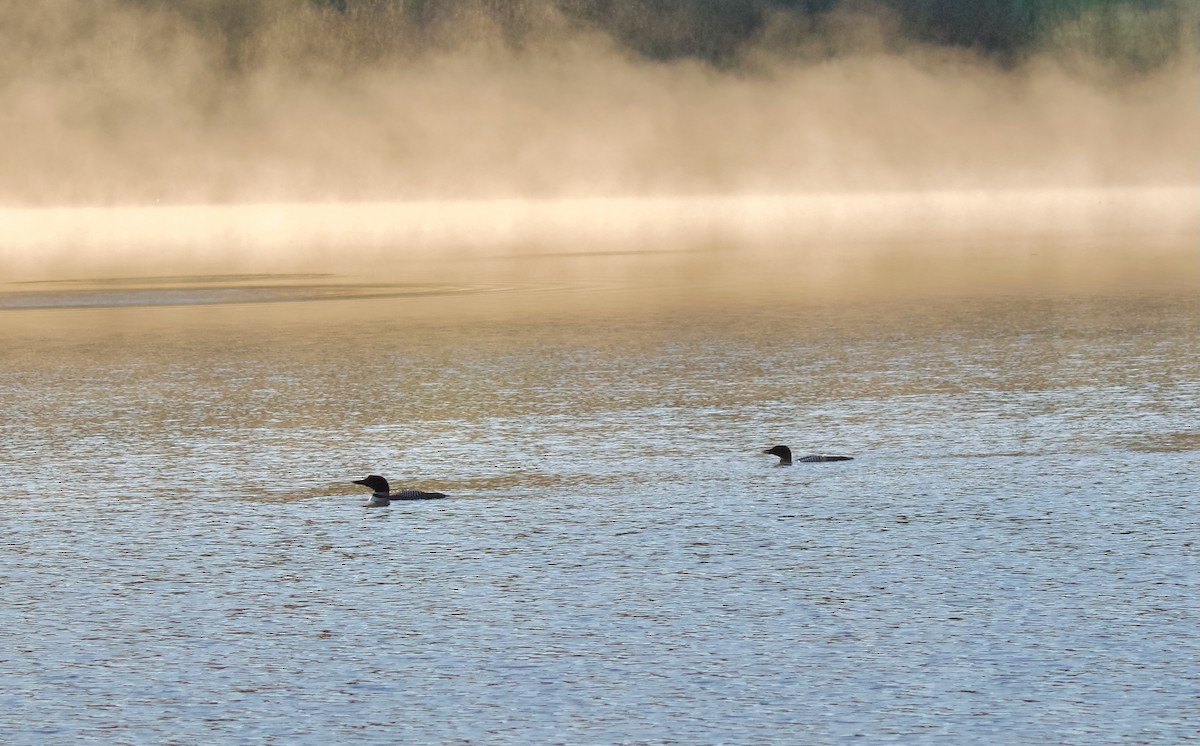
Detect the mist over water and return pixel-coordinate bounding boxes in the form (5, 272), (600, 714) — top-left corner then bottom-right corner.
(2, 1), (1197, 291)
(2, 0), (1198, 205)
(2, 1), (1197, 294)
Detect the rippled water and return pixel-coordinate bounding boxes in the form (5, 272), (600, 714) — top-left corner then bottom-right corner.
(1, 278), (1197, 743)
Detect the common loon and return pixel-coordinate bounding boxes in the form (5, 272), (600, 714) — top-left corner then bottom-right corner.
(353, 475), (448, 506)
(763, 445), (853, 465)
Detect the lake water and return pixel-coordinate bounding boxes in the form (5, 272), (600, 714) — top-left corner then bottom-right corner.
(0, 265), (1197, 743)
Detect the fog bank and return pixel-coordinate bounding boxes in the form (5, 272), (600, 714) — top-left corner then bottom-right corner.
(1, 0), (1196, 206)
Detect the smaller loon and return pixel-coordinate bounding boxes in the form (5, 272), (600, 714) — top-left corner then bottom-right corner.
(763, 445), (853, 466)
(353, 475), (447, 506)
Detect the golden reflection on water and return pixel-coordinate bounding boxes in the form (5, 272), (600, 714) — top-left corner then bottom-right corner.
(2, 188), (1196, 507)
(1, 188), (1197, 308)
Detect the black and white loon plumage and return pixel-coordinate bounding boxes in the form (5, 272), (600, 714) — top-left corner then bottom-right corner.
(353, 475), (447, 506)
(763, 445), (853, 465)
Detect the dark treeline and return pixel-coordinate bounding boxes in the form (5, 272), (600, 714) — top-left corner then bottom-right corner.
(311, 0), (1194, 65)
(118, 0), (1197, 70)
(555, 0), (1164, 60)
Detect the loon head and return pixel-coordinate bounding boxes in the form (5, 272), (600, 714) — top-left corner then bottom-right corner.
(763, 445), (793, 465)
(353, 474), (391, 493)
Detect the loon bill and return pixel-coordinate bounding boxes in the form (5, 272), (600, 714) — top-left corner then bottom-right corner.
(763, 445), (853, 466)
(353, 475), (448, 506)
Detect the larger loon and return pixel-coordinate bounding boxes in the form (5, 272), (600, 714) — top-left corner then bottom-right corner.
(353, 475), (448, 506)
(763, 445), (853, 465)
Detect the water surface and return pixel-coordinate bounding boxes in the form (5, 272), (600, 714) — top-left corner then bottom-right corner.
(0, 275), (1196, 743)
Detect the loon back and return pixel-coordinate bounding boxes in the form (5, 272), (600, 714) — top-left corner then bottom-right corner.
(763, 445), (853, 466)
(386, 490), (448, 500)
(354, 475), (448, 505)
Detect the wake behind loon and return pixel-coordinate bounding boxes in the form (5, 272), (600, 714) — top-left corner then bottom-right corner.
(763, 445), (853, 465)
(353, 475), (447, 506)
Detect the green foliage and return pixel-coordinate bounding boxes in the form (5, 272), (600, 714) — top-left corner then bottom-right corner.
(895, 0), (1197, 66)
(1044, 0), (1200, 69)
